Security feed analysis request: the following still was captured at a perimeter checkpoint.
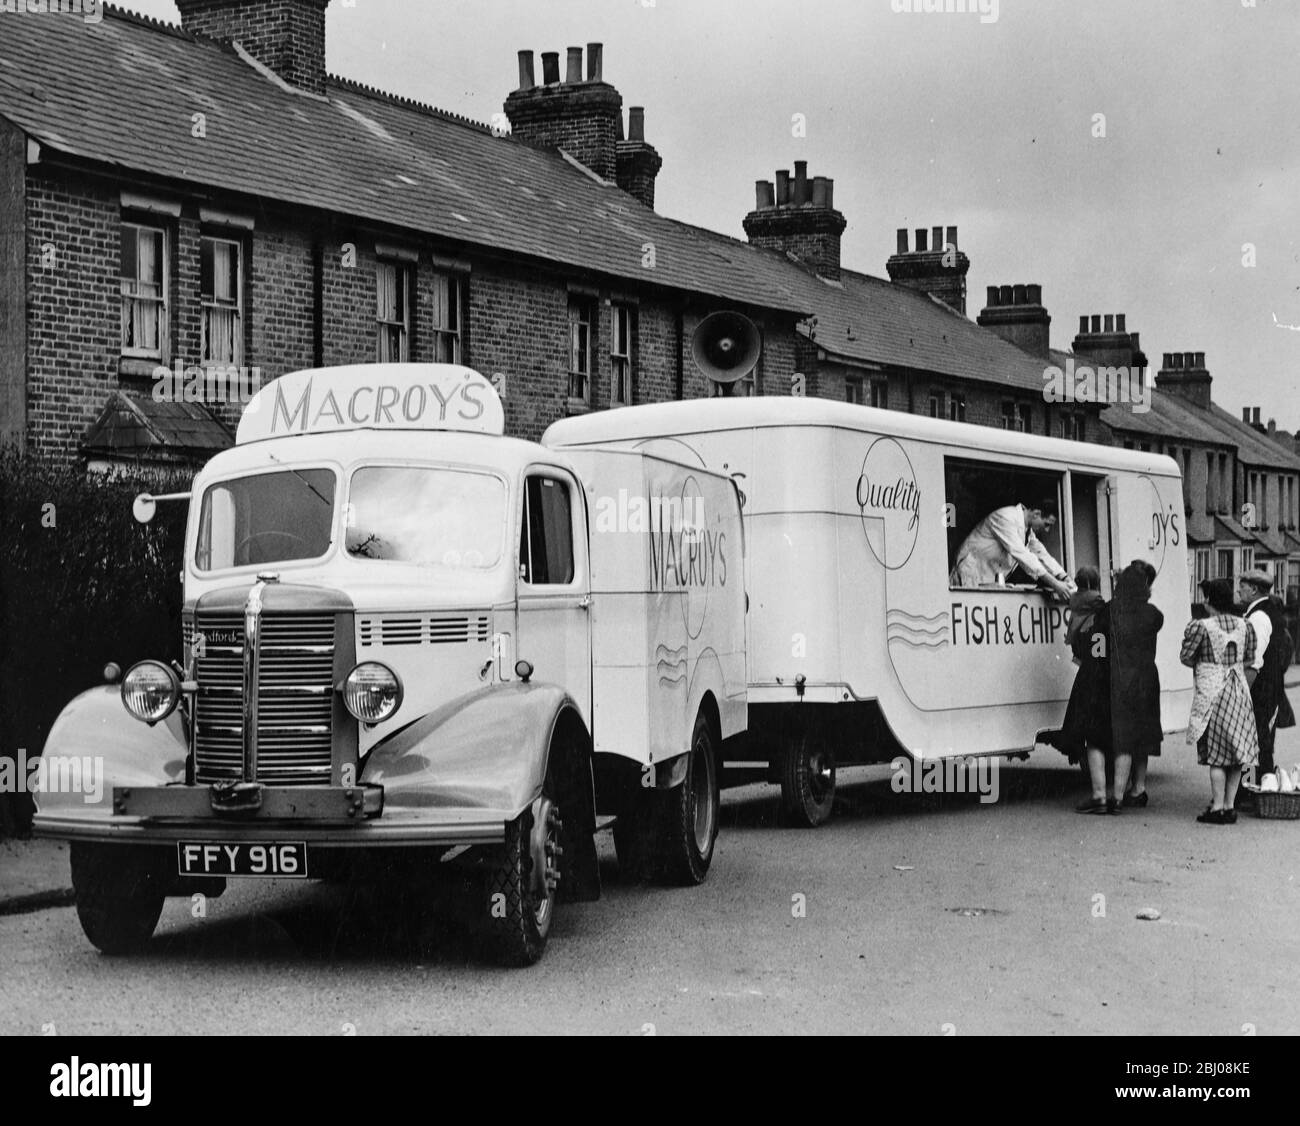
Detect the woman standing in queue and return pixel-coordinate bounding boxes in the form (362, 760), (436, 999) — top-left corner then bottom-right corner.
(1110, 560), (1163, 808)
(1058, 567), (1116, 814)
(1180, 577), (1260, 824)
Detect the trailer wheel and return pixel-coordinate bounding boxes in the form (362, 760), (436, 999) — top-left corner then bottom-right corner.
(780, 727), (837, 828)
(70, 843), (167, 955)
(482, 790), (562, 967)
(647, 710), (719, 886)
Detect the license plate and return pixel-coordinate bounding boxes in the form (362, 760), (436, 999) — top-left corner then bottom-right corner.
(178, 842), (308, 879)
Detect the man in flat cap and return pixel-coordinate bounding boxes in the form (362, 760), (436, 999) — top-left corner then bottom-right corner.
(1238, 568), (1295, 786)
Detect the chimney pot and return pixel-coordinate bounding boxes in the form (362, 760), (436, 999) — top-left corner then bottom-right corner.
(1253, 406), (1261, 425)
(586, 42), (603, 81)
(825, 178), (835, 211)
(1091, 315), (1102, 334)
(932, 226), (944, 253)
(1079, 316), (1089, 334)
(1243, 408), (1251, 422)
(812, 176), (829, 208)
(999, 284), (1013, 306)
(1173, 354), (1185, 369)
(1131, 332), (1140, 351)
(1013, 284), (1028, 305)
(775, 170), (791, 206)
(1195, 351), (1205, 368)
(628, 106), (645, 142)
(541, 51), (560, 84)
(915, 228), (928, 253)
(1027, 284), (1042, 305)
(755, 180), (775, 210)
(1163, 354), (1174, 369)
(986, 286), (1000, 308)
(793, 161), (809, 206)
(946, 226), (958, 250)
(1116, 313), (1126, 332)
(896, 229), (908, 254)
(566, 47), (583, 84)
(1268, 419), (1277, 436)
(517, 50), (536, 90)
(1104, 314), (1114, 333)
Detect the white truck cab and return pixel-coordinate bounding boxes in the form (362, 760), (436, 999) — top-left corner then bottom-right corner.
(35, 365), (746, 965)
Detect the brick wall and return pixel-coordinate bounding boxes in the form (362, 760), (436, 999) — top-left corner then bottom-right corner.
(25, 175), (119, 463)
(0, 117), (25, 449)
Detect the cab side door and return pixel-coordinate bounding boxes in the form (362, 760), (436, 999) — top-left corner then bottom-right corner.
(515, 468), (593, 728)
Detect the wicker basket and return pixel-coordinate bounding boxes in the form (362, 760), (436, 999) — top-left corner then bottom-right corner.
(1243, 784), (1300, 820)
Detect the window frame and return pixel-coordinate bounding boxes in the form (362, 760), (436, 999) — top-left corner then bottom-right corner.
(610, 302), (634, 406)
(845, 377), (865, 406)
(377, 260), (413, 363)
(568, 298), (595, 406)
(947, 393), (966, 423)
(428, 269), (464, 365)
(120, 220), (170, 361)
(200, 232), (245, 367)
(518, 470), (580, 589)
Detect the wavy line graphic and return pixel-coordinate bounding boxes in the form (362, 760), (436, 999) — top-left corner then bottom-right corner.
(654, 643), (688, 660)
(887, 609), (949, 625)
(886, 634), (949, 649)
(656, 671), (688, 685)
(887, 624), (948, 638)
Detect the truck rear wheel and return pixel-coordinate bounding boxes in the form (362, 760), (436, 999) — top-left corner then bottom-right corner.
(70, 843), (167, 955)
(646, 711), (719, 886)
(780, 725), (836, 828)
(482, 792), (561, 967)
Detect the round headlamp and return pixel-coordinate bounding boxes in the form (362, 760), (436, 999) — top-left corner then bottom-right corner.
(342, 662), (403, 724)
(121, 660), (182, 724)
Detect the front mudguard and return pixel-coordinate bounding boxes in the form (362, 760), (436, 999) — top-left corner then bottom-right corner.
(33, 686), (187, 816)
(362, 682), (583, 823)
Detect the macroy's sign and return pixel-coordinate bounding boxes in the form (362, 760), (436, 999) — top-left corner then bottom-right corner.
(236, 365), (505, 443)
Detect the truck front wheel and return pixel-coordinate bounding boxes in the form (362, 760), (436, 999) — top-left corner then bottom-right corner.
(780, 725), (836, 828)
(482, 792), (561, 967)
(70, 843), (167, 955)
(647, 711), (720, 886)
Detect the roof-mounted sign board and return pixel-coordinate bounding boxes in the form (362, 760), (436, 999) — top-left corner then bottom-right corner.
(236, 365), (505, 444)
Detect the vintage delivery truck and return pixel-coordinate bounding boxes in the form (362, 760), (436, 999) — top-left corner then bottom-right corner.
(33, 364), (746, 965)
(545, 396), (1194, 825)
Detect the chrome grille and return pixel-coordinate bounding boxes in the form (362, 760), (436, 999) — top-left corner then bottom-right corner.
(189, 612), (336, 785)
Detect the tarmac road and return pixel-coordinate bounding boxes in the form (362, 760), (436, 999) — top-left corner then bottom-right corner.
(2, 725), (1298, 1036)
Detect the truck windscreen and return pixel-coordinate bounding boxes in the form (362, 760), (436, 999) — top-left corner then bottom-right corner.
(195, 468), (337, 572)
(344, 466), (505, 568)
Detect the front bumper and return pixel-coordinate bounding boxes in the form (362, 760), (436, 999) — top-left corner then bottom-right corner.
(33, 782), (510, 847)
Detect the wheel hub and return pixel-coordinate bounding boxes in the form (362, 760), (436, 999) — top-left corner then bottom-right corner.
(527, 797), (561, 927)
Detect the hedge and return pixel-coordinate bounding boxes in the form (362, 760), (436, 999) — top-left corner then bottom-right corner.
(0, 449), (190, 837)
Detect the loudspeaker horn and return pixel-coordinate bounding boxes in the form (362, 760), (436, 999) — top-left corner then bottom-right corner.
(692, 311), (761, 388)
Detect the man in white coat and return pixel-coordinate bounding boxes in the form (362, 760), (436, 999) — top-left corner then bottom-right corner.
(950, 502), (1073, 599)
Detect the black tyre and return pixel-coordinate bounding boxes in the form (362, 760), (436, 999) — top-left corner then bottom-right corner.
(646, 710), (719, 886)
(780, 723), (836, 828)
(482, 792), (561, 967)
(70, 843), (167, 955)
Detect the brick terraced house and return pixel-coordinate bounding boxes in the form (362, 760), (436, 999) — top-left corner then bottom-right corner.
(0, 1), (1131, 472)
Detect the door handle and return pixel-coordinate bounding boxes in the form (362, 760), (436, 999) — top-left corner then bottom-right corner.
(578, 595), (592, 610)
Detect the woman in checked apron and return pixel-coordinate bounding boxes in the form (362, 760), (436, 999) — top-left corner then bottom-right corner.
(1180, 578), (1260, 824)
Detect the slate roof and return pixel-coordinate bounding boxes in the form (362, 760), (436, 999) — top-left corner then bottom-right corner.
(82, 391), (234, 459)
(1100, 391), (1236, 447)
(0, 6), (806, 315)
(1207, 404), (1300, 471)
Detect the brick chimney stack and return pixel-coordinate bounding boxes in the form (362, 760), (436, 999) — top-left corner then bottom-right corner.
(175, 0), (330, 95)
(1072, 313), (1148, 370)
(1154, 351), (1212, 410)
(885, 226), (970, 314)
(743, 164), (848, 280)
(976, 284), (1052, 358)
(616, 106), (663, 209)
(505, 43), (623, 182)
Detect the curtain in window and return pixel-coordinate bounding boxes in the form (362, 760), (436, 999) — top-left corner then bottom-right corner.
(429, 273), (459, 363)
(121, 227), (164, 353)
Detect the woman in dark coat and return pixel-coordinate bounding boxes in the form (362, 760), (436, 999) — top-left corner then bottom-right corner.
(1058, 567), (1115, 813)
(1109, 560), (1163, 807)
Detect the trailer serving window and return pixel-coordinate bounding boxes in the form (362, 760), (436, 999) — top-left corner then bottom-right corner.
(945, 458), (1068, 589)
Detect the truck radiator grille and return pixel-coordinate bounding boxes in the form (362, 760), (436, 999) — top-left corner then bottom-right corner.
(187, 613), (336, 785)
